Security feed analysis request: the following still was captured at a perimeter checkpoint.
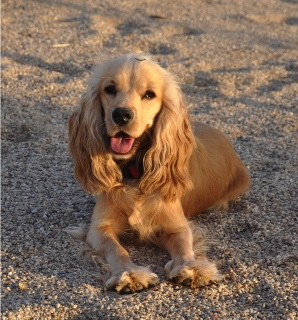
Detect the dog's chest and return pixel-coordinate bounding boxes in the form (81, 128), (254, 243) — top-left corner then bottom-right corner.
(128, 205), (143, 229)
(127, 198), (161, 239)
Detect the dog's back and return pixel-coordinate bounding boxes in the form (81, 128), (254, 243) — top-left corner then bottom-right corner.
(182, 122), (251, 216)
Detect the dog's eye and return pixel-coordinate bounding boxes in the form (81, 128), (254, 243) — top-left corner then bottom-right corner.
(143, 90), (156, 100)
(104, 84), (117, 96)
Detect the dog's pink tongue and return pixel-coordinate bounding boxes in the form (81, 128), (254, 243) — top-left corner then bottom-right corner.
(111, 137), (135, 154)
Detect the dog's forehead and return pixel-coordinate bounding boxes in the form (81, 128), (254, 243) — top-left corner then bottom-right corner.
(133, 62), (164, 88)
(102, 59), (164, 90)
(136, 61), (163, 79)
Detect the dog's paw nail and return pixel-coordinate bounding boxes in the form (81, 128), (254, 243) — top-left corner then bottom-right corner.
(135, 283), (144, 291)
(181, 278), (192, 286)
(150, 276), (159, 286)
(171, 276), (181, 284)
(121, 285), (132, 294)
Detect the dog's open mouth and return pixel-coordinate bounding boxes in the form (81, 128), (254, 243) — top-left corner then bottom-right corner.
(110, 132), (136, 155)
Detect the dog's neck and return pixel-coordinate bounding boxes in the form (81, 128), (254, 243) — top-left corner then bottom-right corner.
(120, 160), (144, 180)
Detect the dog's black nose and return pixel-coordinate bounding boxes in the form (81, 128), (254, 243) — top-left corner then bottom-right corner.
(112, 108), (134, 126)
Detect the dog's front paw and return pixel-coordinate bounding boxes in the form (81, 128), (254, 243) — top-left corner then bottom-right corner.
(165, 256), (223, 289)
(105, 267), (159, 293)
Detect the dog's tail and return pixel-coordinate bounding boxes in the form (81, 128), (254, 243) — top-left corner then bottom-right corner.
(64, 223), (89, 241)
(64, 224), (110, 274)
(188, 221), (216, 256)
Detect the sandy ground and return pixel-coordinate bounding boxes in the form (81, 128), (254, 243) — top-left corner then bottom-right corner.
(1, 0), (298, 319)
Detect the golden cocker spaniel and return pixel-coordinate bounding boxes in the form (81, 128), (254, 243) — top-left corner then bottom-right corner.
(68, 54), (250, 293)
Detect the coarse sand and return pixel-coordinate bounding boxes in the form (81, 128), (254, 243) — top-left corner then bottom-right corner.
(1, 0), (297, 319)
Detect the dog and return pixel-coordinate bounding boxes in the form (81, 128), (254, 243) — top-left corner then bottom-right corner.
(68, 54), (250, 293)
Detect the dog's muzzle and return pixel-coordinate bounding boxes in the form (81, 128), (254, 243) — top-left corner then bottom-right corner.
(112, 108), (134, 126)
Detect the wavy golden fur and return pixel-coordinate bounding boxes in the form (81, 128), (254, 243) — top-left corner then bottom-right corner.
(68, 54), (250, 293)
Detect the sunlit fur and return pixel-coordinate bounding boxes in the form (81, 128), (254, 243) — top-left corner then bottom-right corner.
(68, 55), (251, 293)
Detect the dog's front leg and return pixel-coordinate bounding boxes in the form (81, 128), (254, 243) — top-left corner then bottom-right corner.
(159, 201), (222, 288)
(86, 198), (159, 293)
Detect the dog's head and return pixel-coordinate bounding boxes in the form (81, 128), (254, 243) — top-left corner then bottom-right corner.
(96, 56), (164, 160)
(69, 55), (195, 201)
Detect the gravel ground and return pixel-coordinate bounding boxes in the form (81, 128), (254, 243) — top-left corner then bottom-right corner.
(1, 0), (298, 319)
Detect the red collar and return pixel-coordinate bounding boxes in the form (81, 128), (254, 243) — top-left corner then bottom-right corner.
(128, 164), (142, 179)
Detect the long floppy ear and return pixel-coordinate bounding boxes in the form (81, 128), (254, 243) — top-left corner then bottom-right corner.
(69, 92), (122, 195)
(140, 77), (196, 202)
